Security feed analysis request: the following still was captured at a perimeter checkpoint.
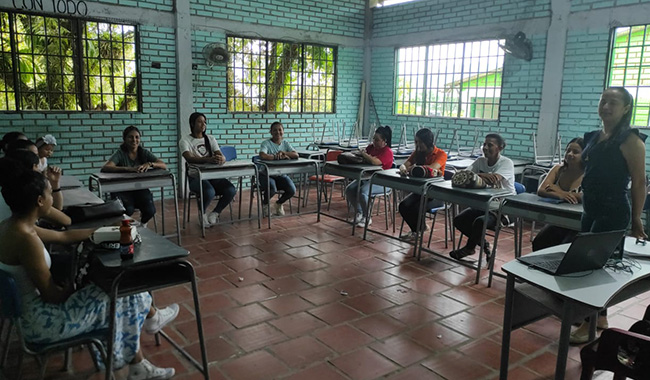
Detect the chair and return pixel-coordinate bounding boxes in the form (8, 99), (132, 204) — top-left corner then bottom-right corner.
(0, 269), (108, 380)
(182, 146), (237, 229)
(248, 156), (293, 218)
(529, 171), (549, 241)
(304, 150), (346, 210)
(580, 304), (650, 380)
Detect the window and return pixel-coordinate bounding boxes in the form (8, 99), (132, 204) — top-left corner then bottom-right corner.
(227, 36), (336, 113)
(0, 11), (139, 112)
(608, 25), (650, 127)
(395, 40), (505, 119)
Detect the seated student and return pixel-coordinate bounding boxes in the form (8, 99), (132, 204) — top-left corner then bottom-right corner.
(258, 122), (299, 216)
(0, 158), (178, 379)
(450, 133), (516, 260)
(35, 134), (57, 172)
(1, 131), (27, 154)
(179, 112), (236, 228)
(3, 141), (70, 226)
(532, 138), (585, 251)
(345, 126), (394, 227)
(102, 126), (167, 227)
(398, 128), (447, 240)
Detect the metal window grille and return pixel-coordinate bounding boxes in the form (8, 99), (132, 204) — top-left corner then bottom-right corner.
(395, 39), (504, 120)
(608, 25), (650, 127)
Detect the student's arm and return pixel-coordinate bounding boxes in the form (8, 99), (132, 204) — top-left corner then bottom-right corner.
(423, 149), (447, 177)
(259, 140), (276, 160)
(144, 150), (167, 170)
(101, 160), (137, 173)
(281, 141), (298, 159)
(41, 207), (71, 227)
(537, 165), (561, 198)
(182, 151), (219, 164)
(45, 166), (63, 209)
(21, 235), (73, 304)
(360, 146), (383, 166)
(35, 225), (95, 245)
(403, 152), (416, 170)
(622, 134), (648, 239)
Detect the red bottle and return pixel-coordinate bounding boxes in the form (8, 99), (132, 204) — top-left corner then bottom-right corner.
(119, 220), (134, 260)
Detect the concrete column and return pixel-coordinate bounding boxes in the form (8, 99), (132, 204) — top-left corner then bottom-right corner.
(362, 0), (373, 135)
(175, 0), (193, 195)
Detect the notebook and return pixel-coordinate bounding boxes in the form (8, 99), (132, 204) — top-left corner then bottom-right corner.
(517, 230), (625, 275)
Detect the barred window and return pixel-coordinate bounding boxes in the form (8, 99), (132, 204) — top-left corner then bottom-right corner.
(0, 11), (139, 112)
(608, 25), (650, 127)
(395, 40), (505, 119)
(227, 36), (336, 113)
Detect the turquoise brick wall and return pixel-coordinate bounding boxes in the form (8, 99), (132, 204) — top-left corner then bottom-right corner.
(95, 0), (173, 12)
(191, 30), (363, 158)
(0, 25), (178, 184)
(190, 0), (366, 38)
(571, 0), (650, 12)
(372, 0), (550, 38)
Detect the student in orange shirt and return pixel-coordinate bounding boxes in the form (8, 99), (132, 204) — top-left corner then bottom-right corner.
(398, 128), (447, 240)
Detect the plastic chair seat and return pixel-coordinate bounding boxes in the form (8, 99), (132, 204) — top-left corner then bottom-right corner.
(308, 174), (345, 183)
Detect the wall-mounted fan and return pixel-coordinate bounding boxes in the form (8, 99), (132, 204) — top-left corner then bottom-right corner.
(499, 32), (532, 61)
(202, 43), (230, 67)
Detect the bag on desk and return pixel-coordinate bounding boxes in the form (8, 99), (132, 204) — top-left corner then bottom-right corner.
(337, 151), (364, 165)
(451, 170), (486, 189)
(65, 199), (126, 224)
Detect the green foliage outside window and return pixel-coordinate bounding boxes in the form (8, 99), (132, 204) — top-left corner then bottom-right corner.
(0, 11), (139, 112)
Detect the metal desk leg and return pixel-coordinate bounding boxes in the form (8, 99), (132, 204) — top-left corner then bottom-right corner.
(160, 186), (166, 236)
(352, 175), (364, 236)
(555, 302), (574, 380)
(199, 175), (206, 238)
(172, 175), (181, 245)
(315, 163), (321, 222)
(104, 272), (124, 380)
(475, 208), (491, 284)
(499, 273), (516, 380)
(415, 189), (429, 260)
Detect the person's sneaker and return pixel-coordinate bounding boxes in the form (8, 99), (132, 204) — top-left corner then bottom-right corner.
(401, 231), (417, 241)
(450, 247), (474, 260)
(273, 202), (285, 216)
(569, 322), (592, 345)
(356, 217), (372, 228)
(483, 241), (492, 263)
(201, 213), (212, 228)
(353, 212), (364, 224)
(127, 359), (175, 380)
(207, 211), (219, 225)
(143, 304), (179, 335)
(598, 315), (609, 330)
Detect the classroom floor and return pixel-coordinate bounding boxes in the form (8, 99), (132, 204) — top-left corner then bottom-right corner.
(2, 189), (646, 380)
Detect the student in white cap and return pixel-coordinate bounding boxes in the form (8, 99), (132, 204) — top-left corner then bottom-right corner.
(35, 134), (57, 172)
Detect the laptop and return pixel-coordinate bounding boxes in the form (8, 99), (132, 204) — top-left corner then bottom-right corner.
(517, 230), (625, 275)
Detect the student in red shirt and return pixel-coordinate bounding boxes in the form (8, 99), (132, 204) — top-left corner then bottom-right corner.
(345, 126), (394, 227)
(398, 128), (447, 240)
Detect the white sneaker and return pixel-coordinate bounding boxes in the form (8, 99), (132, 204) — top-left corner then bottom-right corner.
(143, 304), (179, 335)
(262, 205), (269, 217)
(356, 217), (372, 228)
(201, 213), (212, 228)
(273, 202), (285, 216)
(353, 212), (363, 224)
(207, 211), (219, 225)
(127, 359), (175, 380)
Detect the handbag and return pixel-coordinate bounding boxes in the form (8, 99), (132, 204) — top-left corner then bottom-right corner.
(337, 151), (364, 165)
(64, 199), (126, 224)
(451, 170), (486, 189)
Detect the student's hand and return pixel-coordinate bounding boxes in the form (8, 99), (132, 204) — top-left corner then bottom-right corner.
(631, 217), (648, 240)
(45, 166), (62, 184)
(479, 173), (500, 187)
(135, 163), (151, 173)
(214, 154), (226, 164)
(560, 192), (579, 204)
(399, 164), (408, 175)
(544, 184), (562, 193)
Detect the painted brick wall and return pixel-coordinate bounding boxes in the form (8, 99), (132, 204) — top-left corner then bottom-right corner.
(190, 0), (366, 38)
(571, 0), (650, 12)
(191, 30), (363, 159)
(94, 0), (173, 12)
(0, 25), (178, 184)
(372, 0), (550, 38)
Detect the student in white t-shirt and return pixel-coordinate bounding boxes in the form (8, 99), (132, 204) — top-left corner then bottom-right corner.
(450, 133), (516, 261)
(179, 112), (236, 228)
(258, 122), (298, 216)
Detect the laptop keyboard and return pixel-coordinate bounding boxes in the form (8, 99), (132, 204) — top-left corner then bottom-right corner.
(530, 260), (560, 272)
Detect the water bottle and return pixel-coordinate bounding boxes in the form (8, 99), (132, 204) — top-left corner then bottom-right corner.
(119, 220), (134, 260)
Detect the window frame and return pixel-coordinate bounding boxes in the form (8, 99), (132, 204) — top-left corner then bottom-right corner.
(226, 35), (337, 114)
(393, 39), (505, 120)
(0, 9), (142, 113)
(606, 23), (650, 128)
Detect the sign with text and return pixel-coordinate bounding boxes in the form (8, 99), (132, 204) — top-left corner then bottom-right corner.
(12, 0), (89, 16)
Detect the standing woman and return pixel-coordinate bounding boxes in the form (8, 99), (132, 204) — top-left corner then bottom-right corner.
(102, 126), (166, 227)
(179, 112), (236, 228)
(345, 126), (394, 227)
(398, 128), (447, 240)
(570, 87), (647, 344)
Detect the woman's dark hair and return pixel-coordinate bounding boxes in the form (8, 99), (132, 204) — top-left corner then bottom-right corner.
(562, 137), (585, 168)
(188, 112), (212, 156)
(604, 87), (634, 136)
(6, 139), (36, 153)
(1, 132), (27, 153)
(270, 121), (282, 131)
(485, 133), (506, 149)
(415, 128), (435, 150)
(120, 126), (145, 163)
(0, 157), (48, 215)
(375, 126), (392, 147)
(5, 149), (39, 169)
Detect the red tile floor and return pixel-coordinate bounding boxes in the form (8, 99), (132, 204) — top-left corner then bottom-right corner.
(2, 189), (646, 380)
